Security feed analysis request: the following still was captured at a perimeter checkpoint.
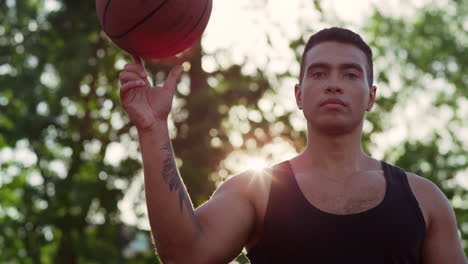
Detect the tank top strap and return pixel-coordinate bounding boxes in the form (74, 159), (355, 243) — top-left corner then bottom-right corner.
(380, 160), (426, 226)
(247, 160), (426, 263)
(269, 160), (295, 192)
(265, 160), (301, 212)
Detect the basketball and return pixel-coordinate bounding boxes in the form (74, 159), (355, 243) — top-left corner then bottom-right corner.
(96, 0), (212, 59)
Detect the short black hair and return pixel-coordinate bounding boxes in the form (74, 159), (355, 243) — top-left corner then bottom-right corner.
(299, 27), (373, 87)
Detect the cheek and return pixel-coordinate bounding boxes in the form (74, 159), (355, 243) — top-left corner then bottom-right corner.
(301, 84), (320, 98)
(350, 87), (369, 107)
(300, 89), (319, 109)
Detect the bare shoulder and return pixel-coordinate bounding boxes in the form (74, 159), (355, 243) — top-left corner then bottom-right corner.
(405, 172), (444, 198)
(209, 168), (273, 219)
(406, 172), (467, 263)
(191, 169), (273, 263)
(212, 168), (272, 201)
(405, 172), (451, 228)
(210, 167), (274, 248)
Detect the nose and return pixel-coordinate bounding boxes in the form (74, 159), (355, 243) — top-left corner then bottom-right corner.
(325, 83), (343, 94)
(324, 73), (343, 94)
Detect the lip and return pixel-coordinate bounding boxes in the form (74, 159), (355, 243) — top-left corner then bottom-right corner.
(320, 98), (346, 107)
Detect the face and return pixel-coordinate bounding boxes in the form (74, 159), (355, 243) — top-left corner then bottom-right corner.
(295, 41), (376, 135)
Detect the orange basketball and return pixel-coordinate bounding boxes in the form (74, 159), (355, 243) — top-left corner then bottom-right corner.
(96, 0), (212, 59)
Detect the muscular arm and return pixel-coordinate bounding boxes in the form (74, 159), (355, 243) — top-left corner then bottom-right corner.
(138, 122), (256, 263)
(138, 123), (200, 260)
(408, 173), (467, 263)
(120, 60), (256, 263)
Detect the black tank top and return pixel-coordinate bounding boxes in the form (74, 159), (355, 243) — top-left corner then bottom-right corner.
(247, 160), (426, 263)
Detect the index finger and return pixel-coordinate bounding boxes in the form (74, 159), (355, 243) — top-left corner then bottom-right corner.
(130, 54), (143, 66)
(163, 65), (184, 90)
(126, 54), (147, 78)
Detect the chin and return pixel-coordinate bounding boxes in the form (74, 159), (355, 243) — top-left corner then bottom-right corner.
(311, 119), (360, 136)
(318, 124), (353, 136)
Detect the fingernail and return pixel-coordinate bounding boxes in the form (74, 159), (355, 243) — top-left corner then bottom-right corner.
(140, 72), (147, 78)
(138, 80), (144, 85)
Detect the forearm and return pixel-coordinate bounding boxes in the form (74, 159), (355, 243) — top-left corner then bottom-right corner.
(137, 121), (201, 259)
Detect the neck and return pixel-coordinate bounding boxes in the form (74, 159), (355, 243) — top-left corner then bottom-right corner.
(298, 120), (372, 178)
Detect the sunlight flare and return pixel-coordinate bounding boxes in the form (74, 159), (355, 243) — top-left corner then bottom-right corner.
(245, 156), (269, 172)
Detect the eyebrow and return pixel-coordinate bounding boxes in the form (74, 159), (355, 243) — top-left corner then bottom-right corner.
(306, 62), (364, 73)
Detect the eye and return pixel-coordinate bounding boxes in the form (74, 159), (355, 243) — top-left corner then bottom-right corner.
(311, 72), (326, 78)
(345, 73), (359, 79)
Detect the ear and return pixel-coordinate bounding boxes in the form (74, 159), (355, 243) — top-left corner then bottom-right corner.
(295, 84), (303, 110)
(366, 85), (377, 111)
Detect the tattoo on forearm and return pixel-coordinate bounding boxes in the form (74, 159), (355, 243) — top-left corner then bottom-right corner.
(160, 143), (195, 218)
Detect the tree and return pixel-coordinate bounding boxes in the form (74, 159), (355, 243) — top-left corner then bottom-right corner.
(0, 0), (153, 262)
(0, 0), (299, 263)
(363, 0), (468, 254)
(1, 0), (466, 263)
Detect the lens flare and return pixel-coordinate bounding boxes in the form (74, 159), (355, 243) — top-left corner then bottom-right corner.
(246, 156), (269, 172)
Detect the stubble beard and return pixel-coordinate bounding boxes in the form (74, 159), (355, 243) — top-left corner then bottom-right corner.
(308, 115), (364, 137)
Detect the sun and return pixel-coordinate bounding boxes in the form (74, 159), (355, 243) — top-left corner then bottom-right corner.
(245, 156), (269, 172)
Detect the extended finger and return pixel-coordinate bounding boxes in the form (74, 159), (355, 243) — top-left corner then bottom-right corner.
(163, 65), (184, 91)
(130, 54), (143, 65)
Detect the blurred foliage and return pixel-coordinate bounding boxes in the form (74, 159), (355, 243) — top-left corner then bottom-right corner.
(0, 0), (466, 263)
(364, 0), (468, 255)
(0, 0), (157, 263)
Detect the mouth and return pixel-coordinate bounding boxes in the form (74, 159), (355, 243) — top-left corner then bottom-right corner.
(320, 98), (346, 107)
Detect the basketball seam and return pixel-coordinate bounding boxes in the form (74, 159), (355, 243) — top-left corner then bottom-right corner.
(104, 0), (171, 39)
(135, 0), (211, 57)
(102, 0), (111, 34)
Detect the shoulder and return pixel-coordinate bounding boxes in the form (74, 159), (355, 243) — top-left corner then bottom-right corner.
(212, 160), (289, 207)
(405, 172), (452, 229)
(212, 167), (274, 203)
(405, 172), (443, 199)
(405, 173), (467, 263)
(211, 165), (277, 227)
(405, 172), (447, 206)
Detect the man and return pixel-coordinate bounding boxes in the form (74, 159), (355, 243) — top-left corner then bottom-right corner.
(118, 27), (467, 263)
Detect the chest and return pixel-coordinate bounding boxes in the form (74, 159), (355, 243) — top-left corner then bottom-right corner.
(247, 171), (426, 258)
(296, 172), (387, 215)
(246, 171), (387, 250)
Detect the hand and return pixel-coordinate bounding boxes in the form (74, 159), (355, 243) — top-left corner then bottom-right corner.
(119, 55), (183, 131)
